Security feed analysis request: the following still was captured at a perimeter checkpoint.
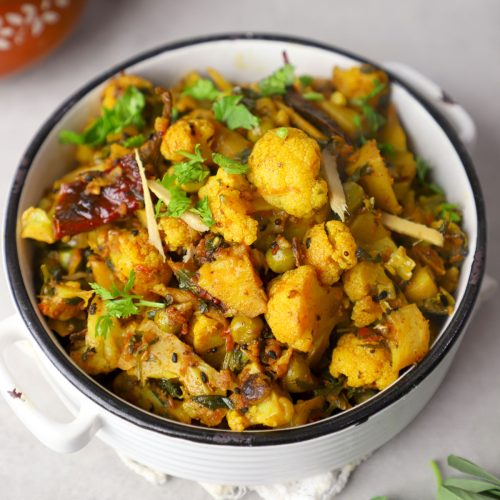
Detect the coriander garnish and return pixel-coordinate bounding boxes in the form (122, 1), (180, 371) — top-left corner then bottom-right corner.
(212, 152), (249, 174)
(258, 63), (295, 96)
(183, 78), (220, 101)
(351, 79), (387, 135)
(60, 86), (146, 147)
(191, 196), (215, 227)
(213, 95), (259, 130)
(172, 144), (210, 185)
(90, 270), (165, 338)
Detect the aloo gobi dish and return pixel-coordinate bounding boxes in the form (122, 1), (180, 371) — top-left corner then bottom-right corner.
(20, 59), (467, 430)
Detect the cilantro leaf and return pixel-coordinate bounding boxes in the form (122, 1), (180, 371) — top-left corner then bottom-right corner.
(275, 127), (289, 139)
(123, 134), (146, 148)
(173, 162), (210, 185)
(123, 269), (136, 293)
(96, 315), (113, 338)
(174, 144), (205, 163)
(172, 144), (209, 185)
(162, 176), (192, 217)
(416, 156), (445, 194)
(90, 270), (164, 338)
(259, 63), (295, 96)
(299, 75), (314, 88)
(212, 152), (248, 174)
(89, 281), (116, 301)
(416, 156), (431, 183)
(363, 105), (386, 134)
(364, 79), (386, 101)
(60, 86), (146, 147)
(303, 91), (325, 101)
(377, 142), (395, 156)
(105, 297), (139, 318)
(438, 203), (461, 223)
(213, 95), (259, 130)
(350, 79), (387, 135)
(191, 196), (215, 227)
(183, 78), (221, 101)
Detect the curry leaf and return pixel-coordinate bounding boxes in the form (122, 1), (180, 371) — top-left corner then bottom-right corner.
(191, 395), (234, 410)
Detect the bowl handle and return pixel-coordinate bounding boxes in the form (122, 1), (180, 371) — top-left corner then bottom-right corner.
(0, 314), (101, 453)
(384, 62), (477, 150)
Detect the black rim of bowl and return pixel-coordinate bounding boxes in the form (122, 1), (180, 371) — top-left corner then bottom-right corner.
(4, 32), (486, 447)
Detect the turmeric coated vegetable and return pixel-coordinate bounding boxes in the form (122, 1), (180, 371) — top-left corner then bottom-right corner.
(303, 221), (357, 285)
(248, 128), (328, 218)
(21, 60), (466, 430)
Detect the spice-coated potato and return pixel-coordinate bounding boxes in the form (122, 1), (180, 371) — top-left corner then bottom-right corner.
(265, 265), (345, 359)
(197, 244), (267, 318)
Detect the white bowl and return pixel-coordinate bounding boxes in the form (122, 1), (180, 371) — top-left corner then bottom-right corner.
(0, 34), (486, 485)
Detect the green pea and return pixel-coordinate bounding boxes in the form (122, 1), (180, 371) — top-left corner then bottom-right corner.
(282, 352), (316, 393)
(265, 245), (295, 273)
(230, 315), (264, 344)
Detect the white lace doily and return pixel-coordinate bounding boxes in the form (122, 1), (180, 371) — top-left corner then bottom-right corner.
(118, 452), (369, 500)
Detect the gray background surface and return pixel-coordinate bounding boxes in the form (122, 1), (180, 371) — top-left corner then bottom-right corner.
(0, 1), (499, 499)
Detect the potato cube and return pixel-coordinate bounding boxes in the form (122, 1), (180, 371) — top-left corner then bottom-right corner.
(265, 265), (346, 361)
(197, 244), (267, 318)
(386, 304), (430, 372)
(346, 140), (402, 214)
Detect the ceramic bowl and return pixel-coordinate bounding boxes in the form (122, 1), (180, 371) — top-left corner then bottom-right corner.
(0, 33), (486, 485)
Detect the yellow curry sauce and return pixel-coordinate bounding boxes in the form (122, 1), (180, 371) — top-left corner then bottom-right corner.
(20, 61), (467, 430)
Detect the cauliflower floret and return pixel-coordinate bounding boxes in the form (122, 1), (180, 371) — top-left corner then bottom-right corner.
(197, 244), (267, 318)
(384, 246), (416, 281)
(265, 265), (346, 362)
(38, 281), (93, 321)
(342, 261), (396, 302)
(226, 386), (294, 431)
(248, 128), (328, 218)
(351, 296), (383, 327)
(303, 221), (357, 285)
(291, 396), (325, 427)
(21, 207), (56, 244)
(158, 216), (201, 252)
(160, 117), (215, 163)
(93, 228), (171, 296)
(329, 333), (398, 390)
(198, 168), (258, 245)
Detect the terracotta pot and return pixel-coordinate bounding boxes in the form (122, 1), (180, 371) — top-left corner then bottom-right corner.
(0, 0), (85, 77)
